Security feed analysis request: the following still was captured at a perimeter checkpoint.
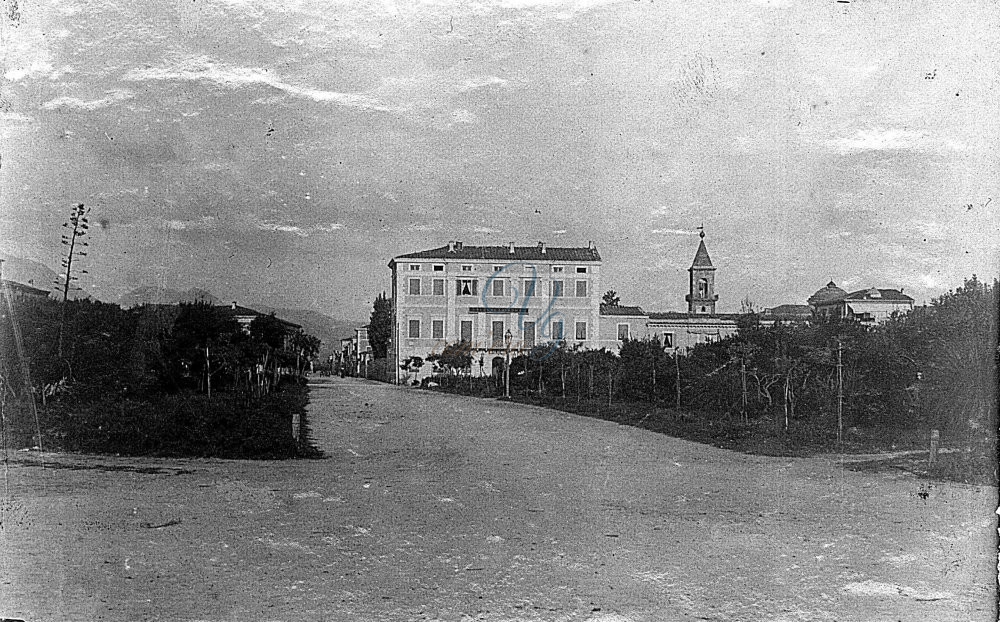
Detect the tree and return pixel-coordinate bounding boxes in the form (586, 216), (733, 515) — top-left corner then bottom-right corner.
(56, 203), (91, 357)
(369, 292), (392, 359)
(427, 341), (473, 375)
(602, 290), (620, 306)
(249, 313), (287, 395)
(170, 302), (241, 397)
(288, 328), (322, 378)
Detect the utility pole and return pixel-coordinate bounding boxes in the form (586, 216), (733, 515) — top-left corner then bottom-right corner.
(836, 339), (844, 446)
(674, 352), (681, 412)
(741, 356), (748, 424)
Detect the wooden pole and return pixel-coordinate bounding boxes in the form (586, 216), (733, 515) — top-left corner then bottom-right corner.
(674, 353), (681, 411)
(837, 339), (844, 445)
(741, 357), (748, 424)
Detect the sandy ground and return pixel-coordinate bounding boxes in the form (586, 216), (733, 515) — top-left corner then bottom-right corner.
(0, 376), (996, 622)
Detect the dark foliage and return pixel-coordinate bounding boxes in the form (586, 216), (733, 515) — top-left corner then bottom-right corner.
(0, 295), (322, 458)
(368, 292), (392, 359)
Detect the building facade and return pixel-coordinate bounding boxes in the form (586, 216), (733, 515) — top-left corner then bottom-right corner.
(388, 241), (602, 382)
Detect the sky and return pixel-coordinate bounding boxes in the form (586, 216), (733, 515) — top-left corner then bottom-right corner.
(1, 0), (997, 320)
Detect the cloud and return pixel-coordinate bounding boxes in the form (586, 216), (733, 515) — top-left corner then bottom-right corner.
(165, 217), (217, 231)
(41, 90), (135, 111)
(826, 128), (926, 152)
(5, 59), (54, 82)
(257, 221), (344, 236)
(474, 226), (499, 233)
(651, 228), (700, 236)
(122, 56), (399, 112)
(0, 112), (36, 124)
(455, 76), (508, 93)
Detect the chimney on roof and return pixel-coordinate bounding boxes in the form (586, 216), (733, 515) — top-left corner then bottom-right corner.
(447, 240), (456, 252)
(508, 241), (515, 254)
(231, 301), (237, 309)
(539, 241), (546, 254)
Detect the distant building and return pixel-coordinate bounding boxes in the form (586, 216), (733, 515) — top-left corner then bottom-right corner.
(383, 233), (916, 384)
(341, 326), (372, 376)
(0, 279), (51, 302)
(808, 283), (914, 324)
(221, 302), (300, 334)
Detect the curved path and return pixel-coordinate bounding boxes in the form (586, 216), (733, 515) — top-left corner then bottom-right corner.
(1, 376), (995, 621)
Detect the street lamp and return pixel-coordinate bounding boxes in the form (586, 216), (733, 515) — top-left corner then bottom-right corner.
(504, 329), (513, 399)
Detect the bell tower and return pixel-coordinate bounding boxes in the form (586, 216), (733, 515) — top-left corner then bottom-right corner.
(686, 229), (718, 315)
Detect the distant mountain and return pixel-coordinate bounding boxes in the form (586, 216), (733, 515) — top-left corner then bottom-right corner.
(118, 286), (218, 307)
(0, 252), (93, 300)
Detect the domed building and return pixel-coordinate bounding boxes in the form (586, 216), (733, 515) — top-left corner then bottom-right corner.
(808, 280), (913, 324)
(807, 281), (848, 307)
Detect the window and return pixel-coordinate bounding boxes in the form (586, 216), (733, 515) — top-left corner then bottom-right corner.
(576, 266), (588, 274)
(492, 321), (505, 349)
(409, 264), (421, 271)
(408, 278), (421, 295)
(698, 278), (709, 298)
(432, 278), (445, 296)
(456, 279), (478, 296)
(408, 319), (421, 339)
(460, 320), (473, 343)
(523, 322), (535, 348)
(491, 278), (505, 297)
(552, 266), (564, 273)
(575, 321), (587, 340)
(617, 323), (630, 340)
(662, 332), (675, 348)
(461, 265), (473, 272)
(575, 280), (588, 297)
(551, 280), (564, 297)
(552, 320), (564, 341)
(522, 278), (536, 297)
(433, 264), (444, 272)
(432, 319), (444, 339)
(493, 265), (503, 273)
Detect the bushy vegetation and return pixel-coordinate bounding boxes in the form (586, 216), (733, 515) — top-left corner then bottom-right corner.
(0, 296), (321, 458)
(423, 276), (997, 484)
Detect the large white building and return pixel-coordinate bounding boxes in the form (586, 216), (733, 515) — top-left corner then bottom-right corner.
(388, 241), (603, 382)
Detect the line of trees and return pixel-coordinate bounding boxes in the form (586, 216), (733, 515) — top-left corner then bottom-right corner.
(424, 276), (997, 446)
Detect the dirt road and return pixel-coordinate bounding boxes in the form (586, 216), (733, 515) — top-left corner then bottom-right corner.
(1, 377), (995, 621)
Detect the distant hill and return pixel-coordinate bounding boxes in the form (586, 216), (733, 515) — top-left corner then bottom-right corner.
(118, 286), (218, 307)
(0, 253), (93, 300)
(249, 305), (362, 358)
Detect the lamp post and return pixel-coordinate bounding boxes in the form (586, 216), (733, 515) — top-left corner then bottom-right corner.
(504, 329), (513, 399)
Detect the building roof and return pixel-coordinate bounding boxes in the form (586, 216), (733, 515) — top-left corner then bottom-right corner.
(1, 279), (51, 297)
(762, 304), (813, 317)
(218, 303), (302, 330)
(690, 239), (713, 269)
(599, 303), (647, 317)
(648, 311), (743, 321)
(842, 288), (914, 302)
(393, 242), (601, 263)
(807, 281), (848, 305)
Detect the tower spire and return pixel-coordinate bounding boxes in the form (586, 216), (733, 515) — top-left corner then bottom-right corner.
(686, 229), (718, 314)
